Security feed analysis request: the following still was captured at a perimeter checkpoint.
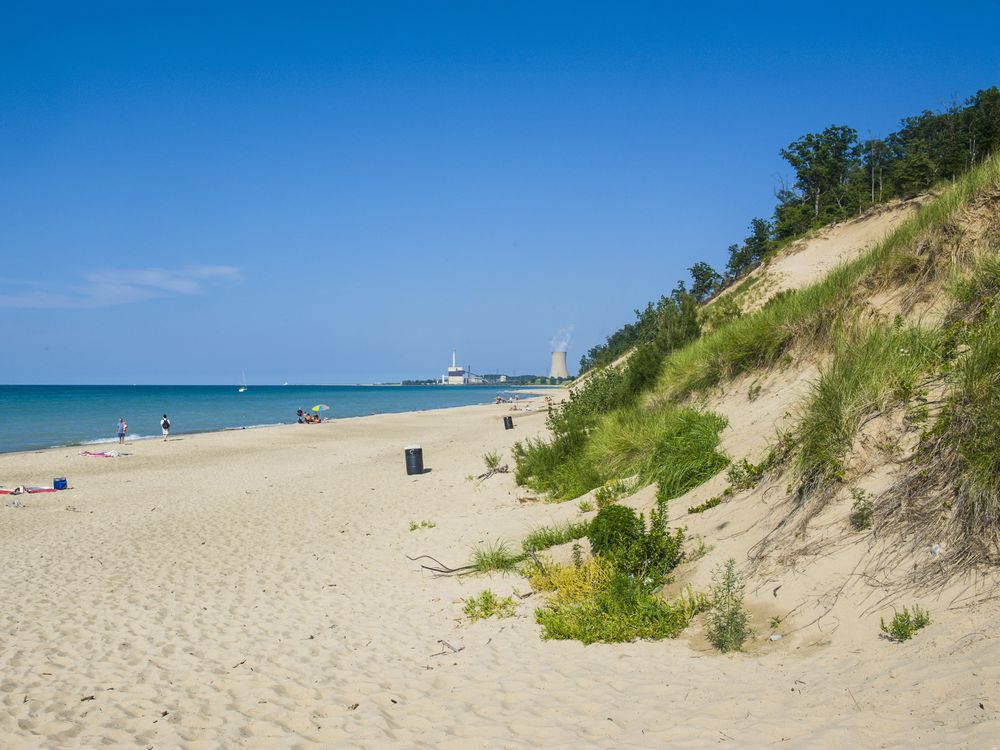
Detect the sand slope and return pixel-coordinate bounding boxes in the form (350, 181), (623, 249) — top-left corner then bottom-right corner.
(2, 398), (998, 748)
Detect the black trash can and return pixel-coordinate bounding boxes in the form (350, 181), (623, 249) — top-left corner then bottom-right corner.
(503, 416), (514, 430)
(405, 445), (424, 475)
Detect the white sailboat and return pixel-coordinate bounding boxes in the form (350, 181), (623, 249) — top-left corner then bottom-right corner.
(238, 371), (248, 393)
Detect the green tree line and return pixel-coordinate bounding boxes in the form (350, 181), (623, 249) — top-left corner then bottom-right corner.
(580, 87), (1000, 374)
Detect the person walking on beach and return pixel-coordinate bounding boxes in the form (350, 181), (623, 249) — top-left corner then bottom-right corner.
(117, 417), (127, 444)
(160, 414), (170, 441)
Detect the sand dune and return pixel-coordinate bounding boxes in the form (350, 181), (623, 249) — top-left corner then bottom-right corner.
(1, 398), (998, 748)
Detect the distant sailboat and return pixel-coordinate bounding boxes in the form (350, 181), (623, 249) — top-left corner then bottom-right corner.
(282, 380), (289, 386)
(238, 372), (248, 393)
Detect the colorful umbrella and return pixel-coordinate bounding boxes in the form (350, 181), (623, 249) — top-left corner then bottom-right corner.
(312, 404), (330, 412)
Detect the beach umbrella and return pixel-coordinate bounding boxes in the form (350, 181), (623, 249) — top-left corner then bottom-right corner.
(312, 404), (330, 412)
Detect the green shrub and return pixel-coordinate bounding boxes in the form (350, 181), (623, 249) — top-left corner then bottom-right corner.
(463, 590), (517, 621)
(706, 558), (752, 652)
(521, 520), (591, 554)
(587, 501), (684, 580)
(849, 488), (874, 530)
(587, 505), (643, 558)
(408, 519), (436, 531)
(880, 605), (930, 642)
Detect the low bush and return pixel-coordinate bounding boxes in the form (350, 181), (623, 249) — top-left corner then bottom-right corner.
(587, 501), (684, 580)
(880, 605), (930, 642)
(706, 558), (752, 652)
(526, 556), (614, 604)
(463, 590), (517, 621)
(587, 505), (643, 558)
(408, 519), (436, 531)
(535, 572), (706, 644)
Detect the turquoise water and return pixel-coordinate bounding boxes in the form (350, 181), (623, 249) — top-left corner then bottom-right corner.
(0, 385), (534, 454)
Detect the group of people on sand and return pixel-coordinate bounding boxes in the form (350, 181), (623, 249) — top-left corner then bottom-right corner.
(115, 414), (171, 444)
(296, 408), (325, 424)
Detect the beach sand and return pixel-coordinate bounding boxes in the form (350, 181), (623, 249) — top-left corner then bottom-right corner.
(1, 396), (998, 748)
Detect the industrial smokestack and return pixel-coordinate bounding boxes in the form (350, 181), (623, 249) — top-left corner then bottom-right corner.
(549, 351), (569, 379)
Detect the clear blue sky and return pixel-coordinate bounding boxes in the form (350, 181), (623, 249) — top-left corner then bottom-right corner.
(2, 2), (998, 384)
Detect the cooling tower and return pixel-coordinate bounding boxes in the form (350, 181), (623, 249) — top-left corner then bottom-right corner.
(549, 351), (569, 379)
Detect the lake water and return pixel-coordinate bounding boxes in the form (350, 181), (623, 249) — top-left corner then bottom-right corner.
(0, 384), (536, 454)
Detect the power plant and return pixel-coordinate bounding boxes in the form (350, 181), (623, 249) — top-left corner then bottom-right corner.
(549, 350), (569, 379)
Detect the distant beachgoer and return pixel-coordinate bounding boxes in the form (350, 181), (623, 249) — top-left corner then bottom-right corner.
(160, 414), (170, 441)
(117, 417), (127, 444)
(495, 394), (502, 404)
(296, 408), (304, 423)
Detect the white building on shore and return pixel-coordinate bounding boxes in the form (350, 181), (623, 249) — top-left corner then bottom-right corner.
(445, 351), (468, 385)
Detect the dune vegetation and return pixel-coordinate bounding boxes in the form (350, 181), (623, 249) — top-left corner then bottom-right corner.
(507, 98), (1000, 644)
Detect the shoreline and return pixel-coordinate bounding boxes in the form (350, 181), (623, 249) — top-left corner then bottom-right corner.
(0, 386), (556, 459)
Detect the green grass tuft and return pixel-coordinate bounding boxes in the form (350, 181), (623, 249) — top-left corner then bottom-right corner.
(521, 520), (592, 554)
(470, 540), (525, 574)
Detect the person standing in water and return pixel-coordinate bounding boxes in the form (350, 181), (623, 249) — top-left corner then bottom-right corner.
(117, 417), (127, 444)
(160, 414), (170, 441)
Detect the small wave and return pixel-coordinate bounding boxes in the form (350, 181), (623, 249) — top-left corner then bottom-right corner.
(78, 434), (153, 445)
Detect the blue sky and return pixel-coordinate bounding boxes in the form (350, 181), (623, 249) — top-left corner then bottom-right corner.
(2, 2), (998, 384)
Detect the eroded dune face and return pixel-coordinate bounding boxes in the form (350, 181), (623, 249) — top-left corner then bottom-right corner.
(714, 198), (924, 314)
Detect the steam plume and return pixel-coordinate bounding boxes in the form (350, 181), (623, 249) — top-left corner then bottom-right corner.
(549, 325), (574, 353)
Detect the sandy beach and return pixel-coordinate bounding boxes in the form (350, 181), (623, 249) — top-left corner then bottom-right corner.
(2, 395), (998, 749)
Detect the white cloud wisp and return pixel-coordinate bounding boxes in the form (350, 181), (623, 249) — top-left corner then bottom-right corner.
(0, 266), (243, 309)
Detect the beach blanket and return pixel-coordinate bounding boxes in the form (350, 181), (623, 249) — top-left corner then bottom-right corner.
(0, 486), (58, 495)
(80, 450), (119, 458)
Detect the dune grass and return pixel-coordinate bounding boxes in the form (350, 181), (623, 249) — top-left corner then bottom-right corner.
(936, 306), (1000, 540)
(470, 540), (525, 574)
(521, 520), (592, 554)
(585, 405), (730, 500)
(795, 323), (942, 492)
(512, 430), (605, 501)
